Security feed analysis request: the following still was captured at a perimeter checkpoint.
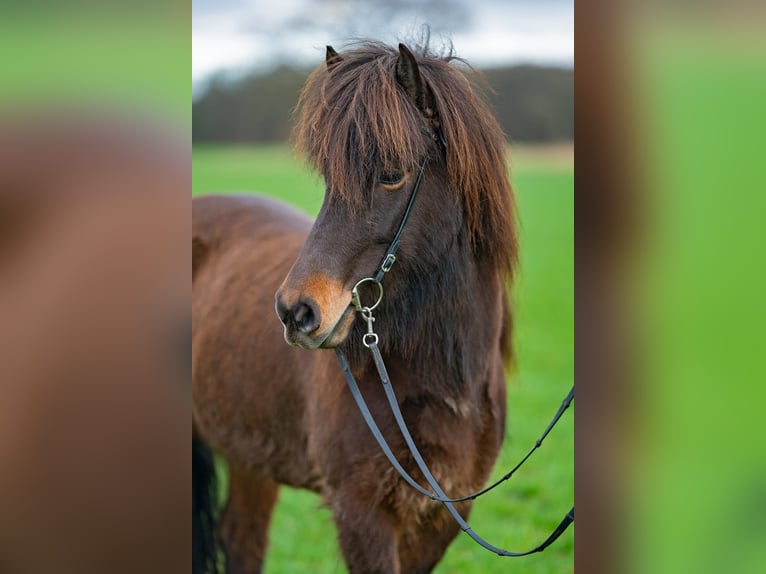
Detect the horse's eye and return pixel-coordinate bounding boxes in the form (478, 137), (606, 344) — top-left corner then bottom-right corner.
(378, 170), (405, 187)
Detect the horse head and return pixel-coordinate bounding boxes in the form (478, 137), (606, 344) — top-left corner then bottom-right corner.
(276, 43), (450, 349)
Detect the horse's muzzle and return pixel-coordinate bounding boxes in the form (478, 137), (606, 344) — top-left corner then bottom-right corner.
(274, 276), (356, 349)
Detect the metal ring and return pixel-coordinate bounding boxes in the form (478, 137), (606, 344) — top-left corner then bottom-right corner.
(362, 333), (379, 348)
(351, 277), (383, 312)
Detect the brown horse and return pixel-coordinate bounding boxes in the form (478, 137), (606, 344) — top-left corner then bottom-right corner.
(192, 40), (517, 573)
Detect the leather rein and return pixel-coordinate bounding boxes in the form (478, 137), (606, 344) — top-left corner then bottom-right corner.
(334, 134), (574, 557)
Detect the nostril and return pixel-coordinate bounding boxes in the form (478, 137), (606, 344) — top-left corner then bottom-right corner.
(293, 302), (309, 325)
(294, 299), (321, 334)
(276, 292), (322, 335)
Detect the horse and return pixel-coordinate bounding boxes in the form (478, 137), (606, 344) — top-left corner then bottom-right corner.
(192, 40), (517, 573)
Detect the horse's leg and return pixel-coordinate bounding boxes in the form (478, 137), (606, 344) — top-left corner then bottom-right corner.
(397, 504), (469, 574)
(331, 495), (400, 574)
(221, 466), (280, 574)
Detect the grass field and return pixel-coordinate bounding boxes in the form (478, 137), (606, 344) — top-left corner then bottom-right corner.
(192, 144), (574, 574)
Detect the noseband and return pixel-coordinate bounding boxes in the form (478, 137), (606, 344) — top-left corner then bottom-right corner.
(335, 130), (574, 557)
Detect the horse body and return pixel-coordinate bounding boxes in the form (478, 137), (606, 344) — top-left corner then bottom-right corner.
(193, 41), (517, 573)
(192, 195), (315, 480)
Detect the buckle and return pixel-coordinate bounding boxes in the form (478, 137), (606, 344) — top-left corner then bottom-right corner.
(381, 253), (396, 273)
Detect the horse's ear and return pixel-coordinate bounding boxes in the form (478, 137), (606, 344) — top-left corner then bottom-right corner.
(326, 45), (342, 70)
(395, 43), (436, 120)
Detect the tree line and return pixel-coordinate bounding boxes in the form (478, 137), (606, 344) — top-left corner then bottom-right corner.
(193, 64), (573, 144)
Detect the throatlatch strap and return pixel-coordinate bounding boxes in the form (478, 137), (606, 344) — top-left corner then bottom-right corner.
(335, 347), (575, 557)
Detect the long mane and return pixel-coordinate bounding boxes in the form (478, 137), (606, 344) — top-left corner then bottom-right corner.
(293, 40), (517, 277)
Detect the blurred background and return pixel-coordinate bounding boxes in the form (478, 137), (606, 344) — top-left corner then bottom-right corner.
(192, 0), (573, 145)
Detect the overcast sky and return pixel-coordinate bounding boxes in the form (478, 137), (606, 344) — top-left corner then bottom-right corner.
(193, 0), (573, 85)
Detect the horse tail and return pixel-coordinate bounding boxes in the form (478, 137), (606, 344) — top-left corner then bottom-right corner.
(193, 431), (223, 574)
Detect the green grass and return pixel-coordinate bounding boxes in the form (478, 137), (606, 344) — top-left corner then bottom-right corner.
(193, 144), (573, 573)
(0, 13), (189, 126)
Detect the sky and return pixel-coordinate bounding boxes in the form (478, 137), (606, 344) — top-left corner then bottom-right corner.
(192, 0), (573, 88)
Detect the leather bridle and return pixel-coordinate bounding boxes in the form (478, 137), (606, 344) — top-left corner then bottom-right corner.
(334, 130), (575, 556)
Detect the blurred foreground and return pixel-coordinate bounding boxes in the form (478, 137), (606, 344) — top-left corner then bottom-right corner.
(0, 3), (189, 573)
(0, 110), (189, 574)
(577, 2), (766, 573)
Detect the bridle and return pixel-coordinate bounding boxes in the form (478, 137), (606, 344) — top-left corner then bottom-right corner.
(334, 127), (575, 557)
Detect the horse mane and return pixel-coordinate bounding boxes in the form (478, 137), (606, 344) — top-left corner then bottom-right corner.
(293, 40), (518, 278)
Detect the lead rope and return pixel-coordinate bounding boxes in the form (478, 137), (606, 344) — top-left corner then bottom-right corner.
(336, 338), (573, 556)
(338, 338), (573, 506)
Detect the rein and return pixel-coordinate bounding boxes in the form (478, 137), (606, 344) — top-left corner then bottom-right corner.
(334, 149), (575, 557)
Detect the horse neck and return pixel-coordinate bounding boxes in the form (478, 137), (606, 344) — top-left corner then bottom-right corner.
(344, 230), (506, 397)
